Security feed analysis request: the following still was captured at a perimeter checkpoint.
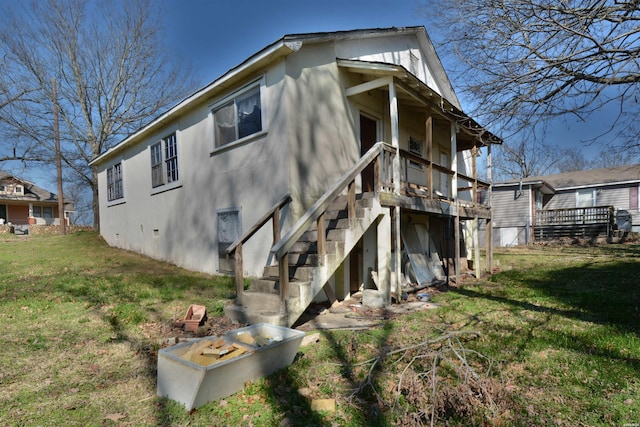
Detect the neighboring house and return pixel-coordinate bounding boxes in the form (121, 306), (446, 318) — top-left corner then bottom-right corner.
(90, 27), (501, 326)
(492, 164), (640, 246)
(0, 172), (73, 226)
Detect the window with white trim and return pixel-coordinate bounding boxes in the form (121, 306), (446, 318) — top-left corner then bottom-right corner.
(576, 189), (596, 207)
(150, 132), (179, 189)
(107, 162), (124, 201)
(212, 83), (262, 148)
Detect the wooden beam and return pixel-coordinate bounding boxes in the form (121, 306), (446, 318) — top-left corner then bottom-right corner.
(345, 76), (392, 97)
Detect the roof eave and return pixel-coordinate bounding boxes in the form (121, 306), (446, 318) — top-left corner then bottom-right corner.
(90, 39), (301, 167)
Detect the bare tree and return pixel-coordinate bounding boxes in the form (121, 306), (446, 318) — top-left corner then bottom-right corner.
(0, 0), (195, 226)
(424, 0), (640, 151)
(492, 139), (564, 179)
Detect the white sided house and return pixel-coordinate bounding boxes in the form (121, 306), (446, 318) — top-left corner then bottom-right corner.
(91, 27), (501, 326)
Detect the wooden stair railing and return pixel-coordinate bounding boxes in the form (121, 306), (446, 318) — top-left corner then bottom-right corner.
(271, 141), (396, 313)
(225, 193), (292, 305)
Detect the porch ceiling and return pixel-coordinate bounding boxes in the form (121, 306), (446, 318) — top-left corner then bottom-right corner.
(338, 59), (502, 151)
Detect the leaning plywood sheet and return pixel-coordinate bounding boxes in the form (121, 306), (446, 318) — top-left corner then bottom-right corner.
(402, 224), (436, 285)
(414, 223), (446, 280)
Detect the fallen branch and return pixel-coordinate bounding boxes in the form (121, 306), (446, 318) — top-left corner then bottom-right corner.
(307, 330), (508, 425)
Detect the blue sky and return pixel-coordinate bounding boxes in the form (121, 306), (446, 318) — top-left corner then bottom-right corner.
(158, 0), (426, 85)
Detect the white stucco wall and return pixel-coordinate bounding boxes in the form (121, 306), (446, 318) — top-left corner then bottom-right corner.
(98, 61), (290, 277)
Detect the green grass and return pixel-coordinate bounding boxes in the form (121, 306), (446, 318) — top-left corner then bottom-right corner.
(0, 233), (639, 426)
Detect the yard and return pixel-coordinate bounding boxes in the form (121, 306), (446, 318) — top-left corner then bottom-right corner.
(1, 232), (639, 426)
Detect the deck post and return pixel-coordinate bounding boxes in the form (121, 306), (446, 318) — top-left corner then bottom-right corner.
(317, 212), (326, 264)
(426, 106), (433, 199)
(273, 207), (281, 245)
(348, 180), (356, 224)
(234, 243), (243, 305)
(279, 255), (289, 314)
(389, 80), (402, 301)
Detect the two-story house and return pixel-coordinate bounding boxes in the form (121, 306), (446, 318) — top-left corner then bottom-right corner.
(90, 27), (501, 326)
(0, 172), (72, 229)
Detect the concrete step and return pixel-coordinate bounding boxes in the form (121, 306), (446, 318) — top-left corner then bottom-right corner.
(251, 277), (310, 297)
(262, 265), (315, 282)
(300, 228), (347, 243)
(240, 290), (281, 312)
(223, 304), (286, 326)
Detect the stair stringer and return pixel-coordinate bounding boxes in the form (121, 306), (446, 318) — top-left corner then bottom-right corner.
(282, 198), (390, 326)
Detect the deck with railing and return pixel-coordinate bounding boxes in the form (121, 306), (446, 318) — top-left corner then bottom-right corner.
(534, 206), (614, 240)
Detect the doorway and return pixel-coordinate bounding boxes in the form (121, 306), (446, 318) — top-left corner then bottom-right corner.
(359, 113), (378, 193)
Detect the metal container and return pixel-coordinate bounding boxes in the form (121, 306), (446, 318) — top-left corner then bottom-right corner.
(157, 323), (305, 409)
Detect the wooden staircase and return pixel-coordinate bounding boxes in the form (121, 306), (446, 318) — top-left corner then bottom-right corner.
(224, 193), (387, 327)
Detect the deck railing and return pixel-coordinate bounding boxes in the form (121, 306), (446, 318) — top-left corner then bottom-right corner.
(225, 193), (292, 305)
(271, 141), (395, 313)
(399, 149), (490, 207)
(535, 206), (614, 226)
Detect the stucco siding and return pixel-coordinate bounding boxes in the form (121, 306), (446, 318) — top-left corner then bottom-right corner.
(98, 63), (290, 277)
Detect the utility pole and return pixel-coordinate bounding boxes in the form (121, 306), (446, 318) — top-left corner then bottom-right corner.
(53, 78), (66, 235)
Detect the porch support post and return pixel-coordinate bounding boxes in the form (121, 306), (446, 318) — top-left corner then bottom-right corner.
(474, 216), (481, 279)
(486, 143), (493, 273)
(451, 122), (460, 284)
(377, 209), (392, 305)
(389, 80), (402, 301)
(424, 106), (433, 199)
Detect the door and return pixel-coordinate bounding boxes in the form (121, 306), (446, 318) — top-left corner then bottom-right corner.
(0, 204), (6, 224)
(360, 113), (378, 193)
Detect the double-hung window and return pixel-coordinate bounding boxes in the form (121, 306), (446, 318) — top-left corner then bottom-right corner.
(212, 84), (262, 149)
(107, 162), (124, 201)
(151, 132), (180, 191)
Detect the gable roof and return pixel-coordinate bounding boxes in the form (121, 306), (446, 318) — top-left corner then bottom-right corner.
(0, 172), (60, 203)
(494, 164), (640, 192)
(91, 26), (498, 167)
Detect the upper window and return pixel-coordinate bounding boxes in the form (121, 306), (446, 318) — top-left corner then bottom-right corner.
(107, 162), (124, 201)
(151, 132), (180, 191)
(212, 84), (262, 148)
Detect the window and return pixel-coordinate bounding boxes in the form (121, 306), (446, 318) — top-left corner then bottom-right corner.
(33, 206), (42, 217)
(43, 206), (53, 220)
(150, 132), (179, 190)
(576, 189), (596, 208)
(213, 84), (262, 148)
(408, 136), (424, 169)
(14, 185), (23, 195)
(107, 162), (124, 201)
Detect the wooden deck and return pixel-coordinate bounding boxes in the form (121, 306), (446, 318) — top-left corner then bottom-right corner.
(534, 206), (614, 240)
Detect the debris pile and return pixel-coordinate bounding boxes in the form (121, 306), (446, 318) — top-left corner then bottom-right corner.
(179, 332), (283, 367)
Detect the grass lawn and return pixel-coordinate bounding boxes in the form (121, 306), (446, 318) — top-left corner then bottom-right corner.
(0, 232), (639, 426)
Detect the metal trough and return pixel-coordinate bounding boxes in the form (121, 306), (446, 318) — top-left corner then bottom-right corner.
(157, 323), (305, 410)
